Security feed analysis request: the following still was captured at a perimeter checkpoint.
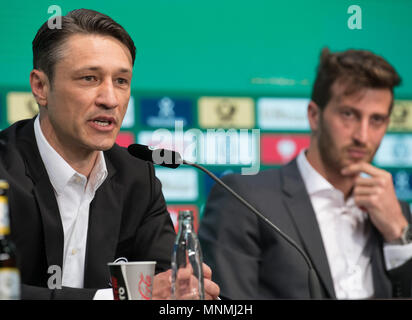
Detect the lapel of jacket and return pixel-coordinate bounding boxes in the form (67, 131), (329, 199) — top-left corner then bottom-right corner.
(17, 119), (64, 270)
(83, 153), (123, 288)
(280, 159), (336, 298)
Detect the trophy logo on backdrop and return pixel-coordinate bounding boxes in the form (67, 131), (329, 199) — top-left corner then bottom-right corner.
(216, 99), (237, 123)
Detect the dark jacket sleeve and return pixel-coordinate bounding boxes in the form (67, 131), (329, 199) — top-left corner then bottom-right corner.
(131, 163), (176, 274)
(387, 201), (412, 298)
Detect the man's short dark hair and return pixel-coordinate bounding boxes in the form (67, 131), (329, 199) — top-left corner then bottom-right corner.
(32, 8), (136, 84)
(311, 48), (401, 111)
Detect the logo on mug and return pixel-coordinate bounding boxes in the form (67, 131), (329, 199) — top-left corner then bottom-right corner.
(138, 273), (152, 300)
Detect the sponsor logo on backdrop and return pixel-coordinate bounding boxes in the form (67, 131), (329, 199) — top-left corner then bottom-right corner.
(388, 100), (412, 132)
(121, 96), (135, 128)
(373, 134), (412, 167)
(198, 97), (254, 128)
(155, 167), (198, 201)
(167, 205), (199, 233)
(140, 96), (193, 128)
(138, 121), (260, 175)
(138, 129), (197, 163)
(116, 131), (135, 148)
(257, 98), (310, 130)
(261, 134), (310, 164)
(391, 170), (412, 200)
(7, 92), (39, 124)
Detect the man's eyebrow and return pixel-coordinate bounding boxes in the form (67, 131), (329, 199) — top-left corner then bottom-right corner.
(73, 66), (132, 74)
(372, 112), (390, 119)
(339, 105), (389, 118)
(117, 68), (133, 74)
(339, 105), (360, 114)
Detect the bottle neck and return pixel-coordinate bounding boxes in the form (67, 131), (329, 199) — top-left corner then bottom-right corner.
(178, 218), (193, 233)
(177, 210), (195, 237)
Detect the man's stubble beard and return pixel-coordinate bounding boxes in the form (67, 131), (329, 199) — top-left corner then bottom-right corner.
(317, 115), (345, 175)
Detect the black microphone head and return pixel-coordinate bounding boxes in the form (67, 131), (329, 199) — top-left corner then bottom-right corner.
(127, 144), (153, 162)
(127, 144), (182, 169)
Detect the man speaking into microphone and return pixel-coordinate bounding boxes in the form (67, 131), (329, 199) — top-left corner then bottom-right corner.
(0, 8), (219, 300)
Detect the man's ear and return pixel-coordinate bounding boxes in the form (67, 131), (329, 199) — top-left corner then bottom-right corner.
(30, 69), (50, 108)
(308, 101), (321, 133)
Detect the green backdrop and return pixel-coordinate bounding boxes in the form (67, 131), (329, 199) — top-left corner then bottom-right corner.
(1, 0), (411, 96)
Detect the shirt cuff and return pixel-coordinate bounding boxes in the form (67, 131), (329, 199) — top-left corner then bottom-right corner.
(93, 288), (114, 300)
(383, 242), (412, 270)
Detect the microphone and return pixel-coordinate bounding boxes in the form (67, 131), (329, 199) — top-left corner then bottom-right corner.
(127, 143), (322, 299)
(127, 144), (182, 169)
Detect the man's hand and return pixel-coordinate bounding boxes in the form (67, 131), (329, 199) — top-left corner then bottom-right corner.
(341, 162), (408, 242)
(152, 263), (220, 300)
(152, 269), (173, 300)
(203, 263), (220, 300)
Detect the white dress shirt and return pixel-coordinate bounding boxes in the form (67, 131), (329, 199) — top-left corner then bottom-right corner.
(34, 116), (108, 288)
(296, 150), (412, 299)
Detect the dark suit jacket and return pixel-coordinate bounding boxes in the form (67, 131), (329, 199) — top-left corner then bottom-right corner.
(0, 118), (176, 299)
(198, 160), (412, 299)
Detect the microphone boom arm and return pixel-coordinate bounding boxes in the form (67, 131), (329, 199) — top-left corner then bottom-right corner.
(183, 160), (322, 299)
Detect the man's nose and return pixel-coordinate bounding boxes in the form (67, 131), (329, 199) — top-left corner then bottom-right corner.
(353, 118), (369, 145)
(95, 79), (119, 109)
